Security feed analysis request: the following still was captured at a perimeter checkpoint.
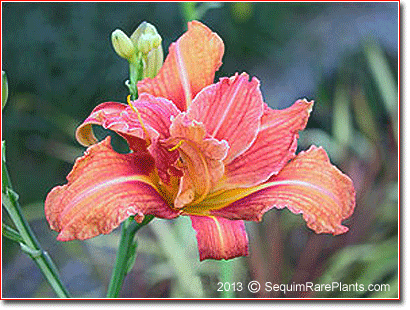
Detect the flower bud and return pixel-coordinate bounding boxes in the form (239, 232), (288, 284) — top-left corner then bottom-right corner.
(142, 46), (164, 78)
(130, 22), (162, 54)
(111, 29), (136, 61)
(136, 33), (162, 54)
(130, 22), (163, 78)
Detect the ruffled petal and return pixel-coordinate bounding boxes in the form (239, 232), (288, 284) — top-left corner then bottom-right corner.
(167, 113), (228, 208)
(186, 146), (355, 235)
(45, 137), (179, 241)
(137, 21), (224, 111)
(75, 94), (180, 147)
(75, 95), (181, 185)
(190, 215), (249, 261)
(222, 99), (313, 188)
(188, 73), (264, 163)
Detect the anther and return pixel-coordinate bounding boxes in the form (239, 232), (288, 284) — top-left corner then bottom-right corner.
(168, 140), (185, 152)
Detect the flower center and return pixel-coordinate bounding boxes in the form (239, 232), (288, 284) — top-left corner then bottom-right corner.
(171, 138), (213, 208)
(167, 113), (229, 209)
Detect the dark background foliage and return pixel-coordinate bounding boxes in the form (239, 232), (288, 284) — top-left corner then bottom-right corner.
(2, 2), (398, 298)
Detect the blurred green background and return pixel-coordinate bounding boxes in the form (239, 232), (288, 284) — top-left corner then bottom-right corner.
(2, 2), (399, 298)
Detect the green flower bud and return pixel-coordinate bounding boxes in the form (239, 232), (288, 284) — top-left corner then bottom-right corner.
(130, 22), (163, 78)
(2, 71), (8, 109)
(142, 45), (164, 78)
(111, 29), (136, 61)
(136, 33), (162, 54)
(130, 22), (162, 54)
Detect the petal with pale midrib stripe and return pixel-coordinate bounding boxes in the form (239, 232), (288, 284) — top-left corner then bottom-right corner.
(45, 137), (179, 241)
(221, 99), (313, 189)
(190, 146), (355, 235)
(190, 215), (249, 261)
(188, 73), (264, 163)
(137, 21), (224, 111)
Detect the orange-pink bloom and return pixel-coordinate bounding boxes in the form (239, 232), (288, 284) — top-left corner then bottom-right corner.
(45, 21), (356, 261)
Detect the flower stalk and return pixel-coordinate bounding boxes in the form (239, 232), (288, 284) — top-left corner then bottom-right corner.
(127, 57), (144, 100)
(181, 2), (222, 24)
(106, 215), (154, 298)
(220, 260), (235, 298)
(2, 142), (70, 298)
(106, 21), (164, 297)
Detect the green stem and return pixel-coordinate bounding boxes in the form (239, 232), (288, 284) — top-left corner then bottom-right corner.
(181, 2), (198, 23)
(180, 2), (222, 24)
(127, 55), (144, 100)
(2, 151), (70, 298)
(106, 215), (154, 298)
(220, 260), (235, 298)
(106, 44), (154, 298)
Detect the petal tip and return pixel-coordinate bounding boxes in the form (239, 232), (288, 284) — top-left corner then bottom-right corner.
(191, 216), (249, 261)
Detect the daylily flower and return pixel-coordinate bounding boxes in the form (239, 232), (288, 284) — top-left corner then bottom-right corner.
(45, 21), (355, 261)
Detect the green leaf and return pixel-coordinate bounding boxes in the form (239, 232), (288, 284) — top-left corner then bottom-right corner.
(149, 218), (204, 298)
(363, 40), (398, 142)
(368, 275), (398, 298)
(2, 140), (6, 162)
(332, 84), (351, 148)
(2, 223), (24, 244)
(314, 237), (398, 298)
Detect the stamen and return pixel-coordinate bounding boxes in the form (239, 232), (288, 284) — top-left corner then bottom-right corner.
(168, 140), (185, 152)
(127, 95), (151, 146)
